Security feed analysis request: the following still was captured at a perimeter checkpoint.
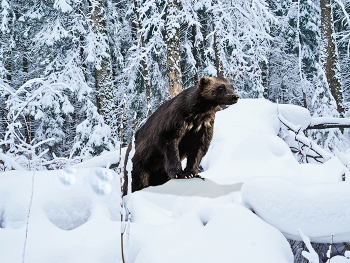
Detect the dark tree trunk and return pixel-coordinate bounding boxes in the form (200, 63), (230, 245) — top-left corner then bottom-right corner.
(191, 25), (199, 81)
(320, 0), (345, 117)
(261, 60), (269, 99)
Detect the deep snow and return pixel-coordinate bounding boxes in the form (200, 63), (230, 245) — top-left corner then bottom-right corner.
(1, 99), (350, 262)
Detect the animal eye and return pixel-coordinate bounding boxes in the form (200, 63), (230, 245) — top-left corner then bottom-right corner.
(218, 85), (225, 91)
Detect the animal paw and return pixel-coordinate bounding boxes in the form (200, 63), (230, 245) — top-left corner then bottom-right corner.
(181, 171), (197, 179)
(169, 168), (184, 179)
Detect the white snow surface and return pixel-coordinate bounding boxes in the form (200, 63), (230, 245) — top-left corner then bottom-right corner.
(1, 99), (350, 262)
(242, 177), (350, 243)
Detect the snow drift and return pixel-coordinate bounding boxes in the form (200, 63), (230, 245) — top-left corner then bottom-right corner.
(242, 177), (350, 243)
(1, 99), (350, 262)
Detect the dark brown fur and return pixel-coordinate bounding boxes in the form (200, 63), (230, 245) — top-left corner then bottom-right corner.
(123, 77), (239, 195)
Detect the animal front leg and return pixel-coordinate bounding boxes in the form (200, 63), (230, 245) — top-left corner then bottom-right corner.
(183, 149), (206, 179)
(184, 127), (212, 179)
(164, 141), (184, 179)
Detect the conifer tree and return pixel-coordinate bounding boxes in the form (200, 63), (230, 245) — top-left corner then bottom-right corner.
(88, 0), (118, 132)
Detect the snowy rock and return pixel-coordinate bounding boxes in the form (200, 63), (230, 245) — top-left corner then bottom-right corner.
(241, 176), (350, 242)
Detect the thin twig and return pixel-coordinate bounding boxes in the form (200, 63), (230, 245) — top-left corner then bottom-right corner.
(120, 95), (127, 263)
(328, 235), (334, 262)
(22, 171), (36, 263)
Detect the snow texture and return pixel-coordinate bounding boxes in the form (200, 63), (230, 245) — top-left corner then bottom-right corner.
(242, 176), (350, 242)
(1, 99), (350, 262)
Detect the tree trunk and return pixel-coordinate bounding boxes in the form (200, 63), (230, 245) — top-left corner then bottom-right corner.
(24, 115), (34, 145)
(261, 60), (269, 99)
(166, 0), (182, 98)
(191, 25), (199, 81)
(3, 5), (13, 84)
(213, 27), (224, 78)
(89, 0), (117, 131)
(133, 0), (152, 116)
(297, 0), (308, 109)
(211, 0), (224, 78)
(320, 0), (345, 117)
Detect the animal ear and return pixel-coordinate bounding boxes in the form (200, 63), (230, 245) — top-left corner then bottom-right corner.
(198, 77), (210, 91)
(226, 77), (230, 82)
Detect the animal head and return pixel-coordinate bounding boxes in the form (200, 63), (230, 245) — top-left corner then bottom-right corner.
(197, 77), (239, 105)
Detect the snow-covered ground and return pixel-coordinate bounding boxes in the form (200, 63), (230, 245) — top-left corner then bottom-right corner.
(1, 99), (350, 263)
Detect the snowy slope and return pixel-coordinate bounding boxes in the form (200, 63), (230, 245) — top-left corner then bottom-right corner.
(0, 168), (293, 263)
(1, 99), (349, 262)
(0, 168), (122, 263)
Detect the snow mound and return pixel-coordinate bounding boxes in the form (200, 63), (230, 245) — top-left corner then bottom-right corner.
(127, 189), (293, 263)
(201, 99), (341, 185)
(278, 103), (311, 130)
(241, 176), (350, 243)
(0, 172), (32, 229)
(0, 168), (122, 263)
(201, 99), (296, 183)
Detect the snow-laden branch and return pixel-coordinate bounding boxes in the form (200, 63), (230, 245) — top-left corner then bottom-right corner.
(7, 78), (72, 123)
(307, 117), (350, 129)
(0, 152), (27, 171)
(278, 106), (350, 173)
(298, 229), (319, 263)
(278, 112), (333, 162)
(0, 80), (15, 95)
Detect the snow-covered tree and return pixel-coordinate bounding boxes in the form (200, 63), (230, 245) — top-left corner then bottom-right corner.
(71, 99), (113, 158)
(166, 0), (183, 98)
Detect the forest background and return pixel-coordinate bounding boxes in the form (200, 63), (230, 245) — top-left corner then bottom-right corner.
(1, 0), (350, 171)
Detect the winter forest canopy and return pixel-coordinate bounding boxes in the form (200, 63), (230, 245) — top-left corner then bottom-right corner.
(0, 0), (350, 170)
(2, 1), (350, 263)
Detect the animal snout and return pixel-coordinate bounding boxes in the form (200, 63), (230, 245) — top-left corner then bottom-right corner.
(232, 94), (239, 100)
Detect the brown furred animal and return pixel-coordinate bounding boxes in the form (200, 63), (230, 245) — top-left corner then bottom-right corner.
(123, 77), (239, 195)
